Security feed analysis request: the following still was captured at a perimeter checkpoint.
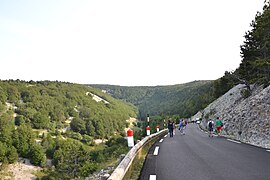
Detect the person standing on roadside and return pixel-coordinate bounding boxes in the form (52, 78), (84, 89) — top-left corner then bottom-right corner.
(207, 119), (214, 137)
(215, 117), (223, 136)
(168, 119), (174, 137)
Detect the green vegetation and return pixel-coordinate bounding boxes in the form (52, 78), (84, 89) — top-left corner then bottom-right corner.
(90, 80), (216, 119)
(0, 80), (137, 137)
(0, 80), (137, 179)
(238, 1), (270, 86)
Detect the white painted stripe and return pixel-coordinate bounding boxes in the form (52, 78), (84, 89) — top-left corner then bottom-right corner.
(227, 139), (241, 144)
(159, 139), (164, 143)
(153, 146), (159, 156)
(164, 135), (167, 138)
(266, 150), (270, 152)
(149, 175), (156, 180)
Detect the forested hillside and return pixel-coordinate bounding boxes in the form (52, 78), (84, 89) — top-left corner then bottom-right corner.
(0, 80), (137, 135)
(90, 80), (216, 119)
(0, 80), (137, 179)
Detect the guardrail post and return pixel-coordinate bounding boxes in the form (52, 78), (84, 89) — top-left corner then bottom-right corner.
(127, 129), (134, 147)
(155, 125), (159, 132)
(146, 126), (151, 136)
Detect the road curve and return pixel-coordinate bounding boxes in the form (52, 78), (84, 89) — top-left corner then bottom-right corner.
(140, 124), (270, 180)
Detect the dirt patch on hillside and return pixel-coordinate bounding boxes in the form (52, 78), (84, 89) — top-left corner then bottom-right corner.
(3, 159), (41, 180)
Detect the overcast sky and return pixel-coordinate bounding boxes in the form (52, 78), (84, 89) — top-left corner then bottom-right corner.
(0, 0), (265, 86)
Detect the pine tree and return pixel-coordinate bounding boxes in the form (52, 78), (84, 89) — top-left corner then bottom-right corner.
(30, 143), (46, 167)
(238, 1), (270, 85)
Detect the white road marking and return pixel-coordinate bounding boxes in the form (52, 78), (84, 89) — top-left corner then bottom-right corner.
(149, 175), (156, 180)
(159, 139), (164, 143)
(227, 139), (241, 144)
(153, 146), (160, 156)
(266, 150), (270, 153)
(164, 135), (168, 138)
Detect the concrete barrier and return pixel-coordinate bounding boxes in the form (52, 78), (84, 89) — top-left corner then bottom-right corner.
(108, 129), (167, 180)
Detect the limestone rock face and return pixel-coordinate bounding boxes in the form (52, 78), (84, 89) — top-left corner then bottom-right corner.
(193, 84), (270, 148)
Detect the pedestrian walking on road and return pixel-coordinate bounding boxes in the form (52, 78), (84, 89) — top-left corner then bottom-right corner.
(207, 119), (214, 137)
(168, 120), (174, 137)
(179, 120), (185, 135)
(215, 117), (223, 136)
(173, 121), (176, 135)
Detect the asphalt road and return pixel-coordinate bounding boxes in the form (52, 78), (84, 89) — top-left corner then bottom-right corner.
(140, 124), (270, 180)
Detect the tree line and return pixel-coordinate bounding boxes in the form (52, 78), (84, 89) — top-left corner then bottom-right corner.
(91, 80), (216, 120)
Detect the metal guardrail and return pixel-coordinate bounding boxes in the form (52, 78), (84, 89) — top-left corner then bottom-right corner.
(108, 129), (167, 180)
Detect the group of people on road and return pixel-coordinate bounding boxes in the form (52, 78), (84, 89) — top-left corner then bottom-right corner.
(207, 117), (223, 137)
(167, 117), (223, 138)
(168, 119), (188, 137)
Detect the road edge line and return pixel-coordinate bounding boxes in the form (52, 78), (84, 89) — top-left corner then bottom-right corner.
(153, 146), (159, 156)
(227, 139), (241, 144)
(149, 175), (156, 180)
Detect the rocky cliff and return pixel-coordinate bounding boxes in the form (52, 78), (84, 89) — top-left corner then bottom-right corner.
(193, 84), (270, 148)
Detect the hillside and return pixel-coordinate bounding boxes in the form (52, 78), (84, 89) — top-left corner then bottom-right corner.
(89, 80), (216, 119)
(193, 84), (270, 148)
(0, 80), (137, 133)
(0, 80), (137, 179)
